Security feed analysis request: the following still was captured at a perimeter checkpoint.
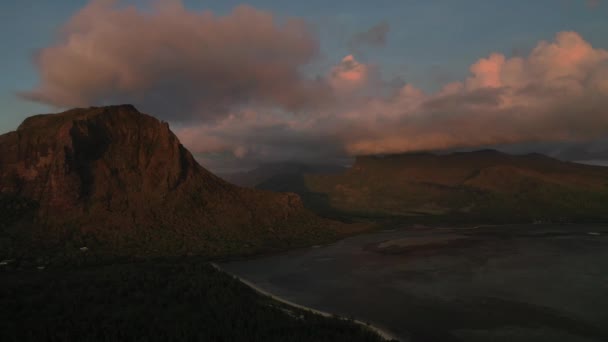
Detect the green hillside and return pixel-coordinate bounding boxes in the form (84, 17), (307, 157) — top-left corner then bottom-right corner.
(303, 151), (608, 223)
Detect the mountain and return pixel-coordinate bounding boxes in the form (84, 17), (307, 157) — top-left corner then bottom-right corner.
(273, 150), (608, 223)
(221, 162), (346, 188)
(0, 105), (345, 260)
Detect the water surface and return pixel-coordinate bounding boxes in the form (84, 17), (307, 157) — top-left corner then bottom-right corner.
(221, 225), (608, 342)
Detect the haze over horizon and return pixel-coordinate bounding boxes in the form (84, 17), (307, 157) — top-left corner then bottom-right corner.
(2, 0), (608, 172)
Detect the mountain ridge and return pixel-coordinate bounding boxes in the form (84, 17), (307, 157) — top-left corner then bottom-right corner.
(256, 150), (608, 223)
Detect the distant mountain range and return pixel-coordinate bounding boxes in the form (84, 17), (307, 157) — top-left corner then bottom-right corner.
(0, 105), (348, 260)
(255, 150), (608, 223)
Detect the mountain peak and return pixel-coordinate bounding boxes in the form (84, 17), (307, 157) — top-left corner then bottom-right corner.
(0, 106), (334, 258)
(3, 105), (202, 216)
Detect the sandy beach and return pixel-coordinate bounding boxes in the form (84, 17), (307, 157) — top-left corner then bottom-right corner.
(211, 262), (398, 341)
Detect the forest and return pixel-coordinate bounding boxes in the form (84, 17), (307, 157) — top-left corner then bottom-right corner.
(0, 259), (393, 341)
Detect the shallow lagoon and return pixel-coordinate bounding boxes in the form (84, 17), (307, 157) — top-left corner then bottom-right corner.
(222, 225), (608, 341)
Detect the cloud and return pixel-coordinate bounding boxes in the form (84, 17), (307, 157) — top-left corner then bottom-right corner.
(179, 32), (608, 161)
(176, 108), (346, 168)
(329, 55), (371, 93)
(21, 2), (608, 170)
(340, 31), (608, 155)
(22, 0), (330, 121)
(349, 21), (390, 49)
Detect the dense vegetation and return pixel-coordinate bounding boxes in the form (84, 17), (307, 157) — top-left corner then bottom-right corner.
(0, 195), (38, 229)
(0, 260), (391, 342)
(0, 197), (383, 342)
(0, 194), (39, 259)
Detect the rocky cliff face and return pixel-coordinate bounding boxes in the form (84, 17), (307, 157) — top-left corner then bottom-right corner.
(1, 105), (199, 216)
(0, 105), (333, 258)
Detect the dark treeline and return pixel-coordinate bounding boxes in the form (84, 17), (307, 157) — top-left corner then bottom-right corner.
(0, 260), (393, 342)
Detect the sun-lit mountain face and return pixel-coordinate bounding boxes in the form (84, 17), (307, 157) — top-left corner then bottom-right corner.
(0, 105), (353, 260)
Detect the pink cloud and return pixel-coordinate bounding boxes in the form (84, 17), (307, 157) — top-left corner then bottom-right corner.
(23, 0), (329, 120)
(328, 55), (372, 94)
(20, 3), (608, 167)
(340, 32), (608, 155)
(332, 55), (367, 82)
(467, 53), (505, 89)
(159, 31), (608, 161)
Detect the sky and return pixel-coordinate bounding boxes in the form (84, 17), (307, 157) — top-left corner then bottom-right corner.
(1, 0), (608, 172)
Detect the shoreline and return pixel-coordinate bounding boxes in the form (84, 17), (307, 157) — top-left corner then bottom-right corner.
(210, 262), (398, 341)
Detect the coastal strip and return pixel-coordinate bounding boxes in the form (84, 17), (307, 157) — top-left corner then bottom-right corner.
(210, 262), (398, 341)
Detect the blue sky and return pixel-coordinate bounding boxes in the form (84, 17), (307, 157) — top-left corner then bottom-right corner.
(1, 0), (607, 135)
